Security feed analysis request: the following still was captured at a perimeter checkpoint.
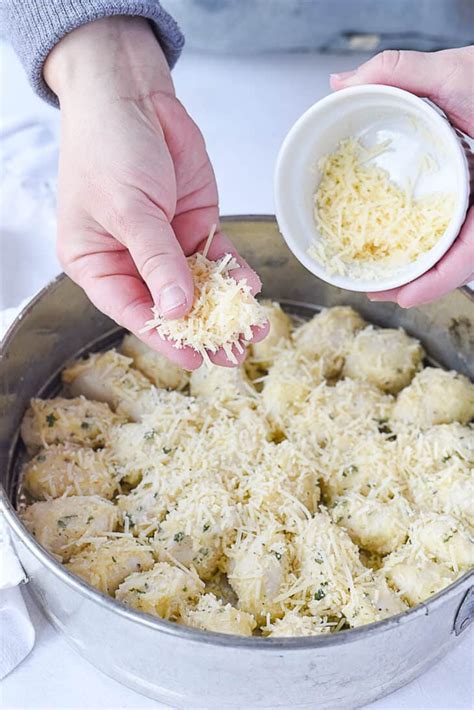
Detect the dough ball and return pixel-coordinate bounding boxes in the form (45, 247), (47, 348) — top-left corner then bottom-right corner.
(22, 444), (119, 500)
(250, 300), (292, 367)
(343, 326), (424, 394)
(66, 537), (155, 594)
(120, 333), (188, 390)
(22, 495), (118, 561)
(182, 593), (256, 636)
(116, 562), (203, 620)
(293, 306), (365, 378)
(392, 368), (474, 426)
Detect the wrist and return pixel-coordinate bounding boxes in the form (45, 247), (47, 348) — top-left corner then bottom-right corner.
(44, 16), (175, 104)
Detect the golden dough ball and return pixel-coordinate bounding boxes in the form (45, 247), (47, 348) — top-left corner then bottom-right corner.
(21, 397), (120, 453)
(66, 537), (155, 594)
(182, 594), (256, 636)
(22, 495), (118, 561)
(22, 444), (119, 500)
(115, 562), (203, 620)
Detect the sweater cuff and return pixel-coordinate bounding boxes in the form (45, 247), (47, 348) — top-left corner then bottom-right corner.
(2, 1), (184, 105)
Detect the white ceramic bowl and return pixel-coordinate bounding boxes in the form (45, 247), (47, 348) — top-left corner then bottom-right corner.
(274, 85), (470, 292)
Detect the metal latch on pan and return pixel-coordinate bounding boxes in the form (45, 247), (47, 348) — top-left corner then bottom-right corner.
(454, 586), (474, 636)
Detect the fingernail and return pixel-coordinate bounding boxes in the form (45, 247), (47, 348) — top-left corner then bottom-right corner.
(330, 69), (358, 82)
(368, 294), (387, 302)
(159, 283), (187, 316)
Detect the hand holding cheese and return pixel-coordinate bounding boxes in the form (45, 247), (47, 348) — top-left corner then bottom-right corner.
(331, 47), (474, 306)
(45, 17), (263, 370)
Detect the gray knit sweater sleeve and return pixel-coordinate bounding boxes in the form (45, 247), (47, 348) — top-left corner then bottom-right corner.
(1, 0), (184, 105)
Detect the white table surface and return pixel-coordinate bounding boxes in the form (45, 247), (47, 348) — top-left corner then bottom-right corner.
(0, 39), (473, 710)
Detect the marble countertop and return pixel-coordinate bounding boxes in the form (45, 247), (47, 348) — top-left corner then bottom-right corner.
(0, 39), (472, 710)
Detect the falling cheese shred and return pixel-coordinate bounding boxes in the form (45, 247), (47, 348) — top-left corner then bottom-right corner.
(309, 138), (455, 278)
(141, 251), (267, 365)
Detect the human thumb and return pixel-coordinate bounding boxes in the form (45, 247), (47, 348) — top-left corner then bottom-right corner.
(330, 48), (473, 136)
(123, 205), (194, 320)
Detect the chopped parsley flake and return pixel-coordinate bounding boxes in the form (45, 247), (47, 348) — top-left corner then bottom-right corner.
(57, 515), (77, 529)
(46, 413), (57, 428)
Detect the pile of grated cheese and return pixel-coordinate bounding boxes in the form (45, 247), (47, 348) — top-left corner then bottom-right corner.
(309, 138), (455, 278)
(141, 250), (267, 366)
(18, 303), (474, 638)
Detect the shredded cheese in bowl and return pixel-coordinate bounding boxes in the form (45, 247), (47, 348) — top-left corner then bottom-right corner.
(309, 138), (455, 278)
(141, 250), (267, 366)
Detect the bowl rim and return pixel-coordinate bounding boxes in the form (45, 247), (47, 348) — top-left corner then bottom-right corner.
(1, 215), (473, 651)
(273, 85), (471, 292)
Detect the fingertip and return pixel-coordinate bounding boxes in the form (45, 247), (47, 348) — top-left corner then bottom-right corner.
(329, 69), (359, 90)
(209, 345), (247, 368)
(367, 286), (401, 303)
(367, 293), (390, 302)
(250, 321), (270, 343)
(229, 265), (262, 296)
(396, 292), (421, 309)
(203, 231), (263, 295)
(140, 329), (203, 370)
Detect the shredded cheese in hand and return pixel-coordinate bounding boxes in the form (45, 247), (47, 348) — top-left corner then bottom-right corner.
(309, 138), (455, 278)
(141, 252), (267, 366)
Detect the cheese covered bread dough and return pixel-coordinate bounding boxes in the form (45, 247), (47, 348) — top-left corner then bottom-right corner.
(251, 300), (292, 367)
(66, 537), (155, 594)
(392, 368), (474, 426)
(115, 562), (203, 619)
(293, 306), (365, 377)
(63, 350), (159, 421)
(19, 304), (474, 638)
(22, 495), (118, 561)
(343, 326), (424, 394)
(120, 333), (189, 391)
(21, 397), (120, 452)
(182, 593), (256, 636)
(23, 444), (119, 500)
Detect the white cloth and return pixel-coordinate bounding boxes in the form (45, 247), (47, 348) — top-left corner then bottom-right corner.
(0, 589), (35, 681)
(0, 515), (35, 680)
(0, 115), (59, 311)
(1, 306), (36, 679)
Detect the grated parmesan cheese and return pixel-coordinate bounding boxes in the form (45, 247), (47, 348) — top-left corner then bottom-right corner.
(309, 138), (455, 278)
(18, 304), (474, 637)
(141, 251), (267, 365)
(182, 593), (256, 636)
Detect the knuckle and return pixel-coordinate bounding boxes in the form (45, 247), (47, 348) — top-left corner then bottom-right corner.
(378, 49), (403, 75)
(138, 252), (167, 281)
(118, 295), (147, 326)
(107, 191), (143, 238)
(56, 232), (71, 268)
